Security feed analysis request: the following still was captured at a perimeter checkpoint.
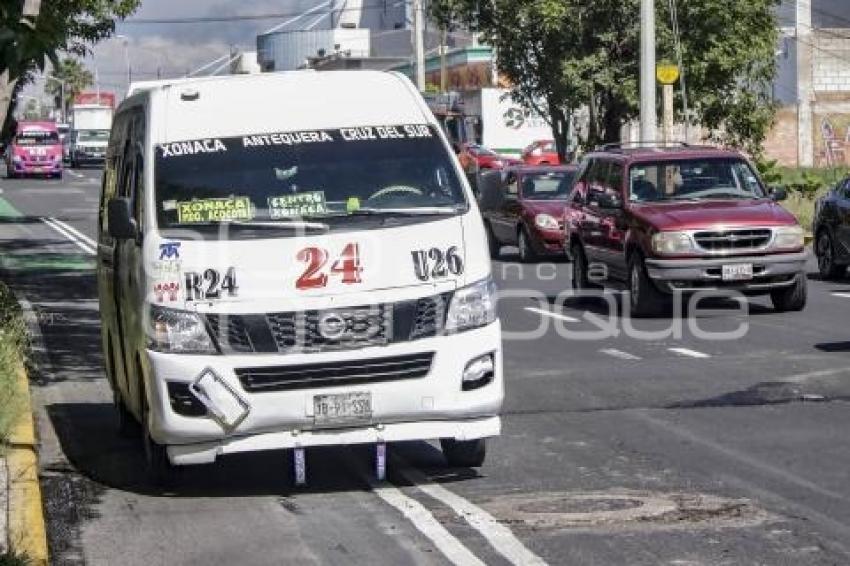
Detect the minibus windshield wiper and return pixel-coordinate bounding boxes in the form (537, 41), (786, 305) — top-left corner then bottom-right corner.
(173, 220), (330, 232)
(318, 206), (465, 218)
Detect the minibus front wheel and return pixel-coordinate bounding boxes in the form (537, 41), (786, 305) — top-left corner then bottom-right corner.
(440, 438), (486, 468)
(140, 368), (176, 485)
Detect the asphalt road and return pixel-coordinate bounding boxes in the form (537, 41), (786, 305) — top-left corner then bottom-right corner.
(2, 167), (850, 565)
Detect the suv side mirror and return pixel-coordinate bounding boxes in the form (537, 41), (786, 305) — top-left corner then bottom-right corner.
(769, 186), (788, 201)
(107, 197), (138, 240)
(597, 192), (623, 210)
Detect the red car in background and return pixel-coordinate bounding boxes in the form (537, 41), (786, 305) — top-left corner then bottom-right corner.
(479, 165), (577, 262)
(522, 140), (561, 166)
(458, 143), (521, 174)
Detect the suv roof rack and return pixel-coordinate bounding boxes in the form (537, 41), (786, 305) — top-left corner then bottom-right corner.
(596, 141), (717, 152)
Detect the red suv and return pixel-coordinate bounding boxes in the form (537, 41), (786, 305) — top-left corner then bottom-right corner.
(564, 144), (808, 316)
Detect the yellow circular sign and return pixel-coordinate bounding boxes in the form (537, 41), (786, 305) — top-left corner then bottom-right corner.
(656, 64), (680, 85)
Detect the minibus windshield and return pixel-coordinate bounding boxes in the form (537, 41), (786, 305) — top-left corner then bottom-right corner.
(155, 125), (468, 229)
(15, 131), (59, 146)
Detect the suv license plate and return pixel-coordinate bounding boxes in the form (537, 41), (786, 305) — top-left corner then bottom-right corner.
(722, 263), (754, 281)
(314, 392), (372, 425)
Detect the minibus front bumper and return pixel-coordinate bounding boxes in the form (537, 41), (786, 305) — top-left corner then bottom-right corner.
(144, 321), (504, 465)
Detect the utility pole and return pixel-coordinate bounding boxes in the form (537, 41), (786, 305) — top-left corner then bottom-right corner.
(796, 0), (813, 167)
(413, 0), (426, 91)
(440, 28), (448, 93)
(639, 0), (657, 142)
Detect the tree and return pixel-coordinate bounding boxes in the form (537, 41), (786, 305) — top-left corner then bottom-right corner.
(432, 0), (781, 156)
(45, 57), (94, 118)
(0, 0), (140, 140)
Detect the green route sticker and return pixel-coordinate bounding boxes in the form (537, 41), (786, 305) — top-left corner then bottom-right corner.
(177, 196), (253, 223)
(267, 192), (328, 218)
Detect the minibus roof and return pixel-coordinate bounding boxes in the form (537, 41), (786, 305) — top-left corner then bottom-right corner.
(127, 71), (434, 142)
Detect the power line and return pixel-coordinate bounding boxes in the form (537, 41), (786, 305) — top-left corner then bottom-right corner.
(122, 4), (395, 25)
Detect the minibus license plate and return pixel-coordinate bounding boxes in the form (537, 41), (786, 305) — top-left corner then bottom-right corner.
(314, 392), (372, 425)
(722, 264), (753, 281)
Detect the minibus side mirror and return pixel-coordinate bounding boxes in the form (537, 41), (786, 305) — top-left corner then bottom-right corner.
(107, 197), (138, 240)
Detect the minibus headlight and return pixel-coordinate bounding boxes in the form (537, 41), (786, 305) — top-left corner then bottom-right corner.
(148, 305), (217, 354)
(445, 277), (497, 333)
(11, 154), (21, 163)
(772, 225), (804, 250)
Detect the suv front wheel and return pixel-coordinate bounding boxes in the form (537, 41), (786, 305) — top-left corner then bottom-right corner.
(770, 275), (807, 312)
(628, 254), (666, 318)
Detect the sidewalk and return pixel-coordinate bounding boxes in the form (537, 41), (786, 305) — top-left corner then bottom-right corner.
(0, 197), (50, 564)
(1, 361), (48, 565)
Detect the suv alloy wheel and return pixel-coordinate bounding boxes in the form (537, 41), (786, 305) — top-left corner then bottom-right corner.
(628, 254), (666, 318)
(571, 242), (597, 291)
(770, 274), (808, 312)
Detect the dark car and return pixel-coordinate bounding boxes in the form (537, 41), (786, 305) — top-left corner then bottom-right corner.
(479, 165), (577, 262)
(564, 143), (808, 316)
(813, 177), (850, 279)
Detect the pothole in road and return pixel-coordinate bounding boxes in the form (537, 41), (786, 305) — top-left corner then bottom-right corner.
(482, 490), (769, 530)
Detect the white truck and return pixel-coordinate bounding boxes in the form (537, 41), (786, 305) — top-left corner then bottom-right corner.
(425, 88), (555, 158)
(70, 103), (113, 167)
(462, 88), (553, 157)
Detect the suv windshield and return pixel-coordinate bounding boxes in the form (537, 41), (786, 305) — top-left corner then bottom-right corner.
(155, 125), (466, 229)
(521, 171), (575, 200)
(76, 130), (109, 142)
(628, 158), (765, 202)
(15, 131), (59, 146)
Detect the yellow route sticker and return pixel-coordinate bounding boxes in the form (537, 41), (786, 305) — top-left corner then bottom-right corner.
(177, 197), (253, 223)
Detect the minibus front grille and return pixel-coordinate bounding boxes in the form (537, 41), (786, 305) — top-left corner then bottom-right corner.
(203, 293), (450, 355)
(235, 352), (435, 392)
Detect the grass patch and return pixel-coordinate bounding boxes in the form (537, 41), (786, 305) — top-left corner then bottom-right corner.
(0, 551), (31, 566)
(780, 187), (830, 233)
(0, 281), (27, 455)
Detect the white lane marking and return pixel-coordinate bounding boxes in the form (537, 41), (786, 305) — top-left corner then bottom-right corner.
(831, 292), (850, 299)
(599, 348), (642, 361)
(46, 216), (97, 248)
(67, 170), (84, 179)
(41, 218), (96, 255)
(398, 468), (548, 566)
(668, 347), (710, 359)
(372, 484), (486, 566)
(524, 306), (579, 323)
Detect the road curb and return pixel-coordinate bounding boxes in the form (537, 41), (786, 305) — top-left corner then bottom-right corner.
(7, 361), (49, 565)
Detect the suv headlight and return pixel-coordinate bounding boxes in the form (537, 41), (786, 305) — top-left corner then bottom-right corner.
(652, 231), (695, 255)
(445, 277), (497, 333)
(773, 225), (804, 250)
(534, 213), (559, 230)
(147, 305), (217, 354)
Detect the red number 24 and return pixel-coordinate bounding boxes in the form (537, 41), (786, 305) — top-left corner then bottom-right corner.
(296, 243), (363, 290)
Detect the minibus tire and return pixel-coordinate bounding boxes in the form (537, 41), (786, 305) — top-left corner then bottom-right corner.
(440, 438), (486, 468)
(115, 390), (140, 438)
(140, 375), (175, 486)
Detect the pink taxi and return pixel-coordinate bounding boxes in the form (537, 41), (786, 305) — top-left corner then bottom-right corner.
(5, 121), (64, 179)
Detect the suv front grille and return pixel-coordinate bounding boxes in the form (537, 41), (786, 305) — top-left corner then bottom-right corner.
(235, 352), (434, 392)
(693, 229), (772, 253)
(204, 293), (450, 354)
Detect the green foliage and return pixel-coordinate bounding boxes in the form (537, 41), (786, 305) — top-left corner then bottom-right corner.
(45, 57), (94, 110)
(0, 281), (26, 452)
(754, 158), (783, 186)
(0, 549), (32, 566)
(432, 0), (781, 153)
